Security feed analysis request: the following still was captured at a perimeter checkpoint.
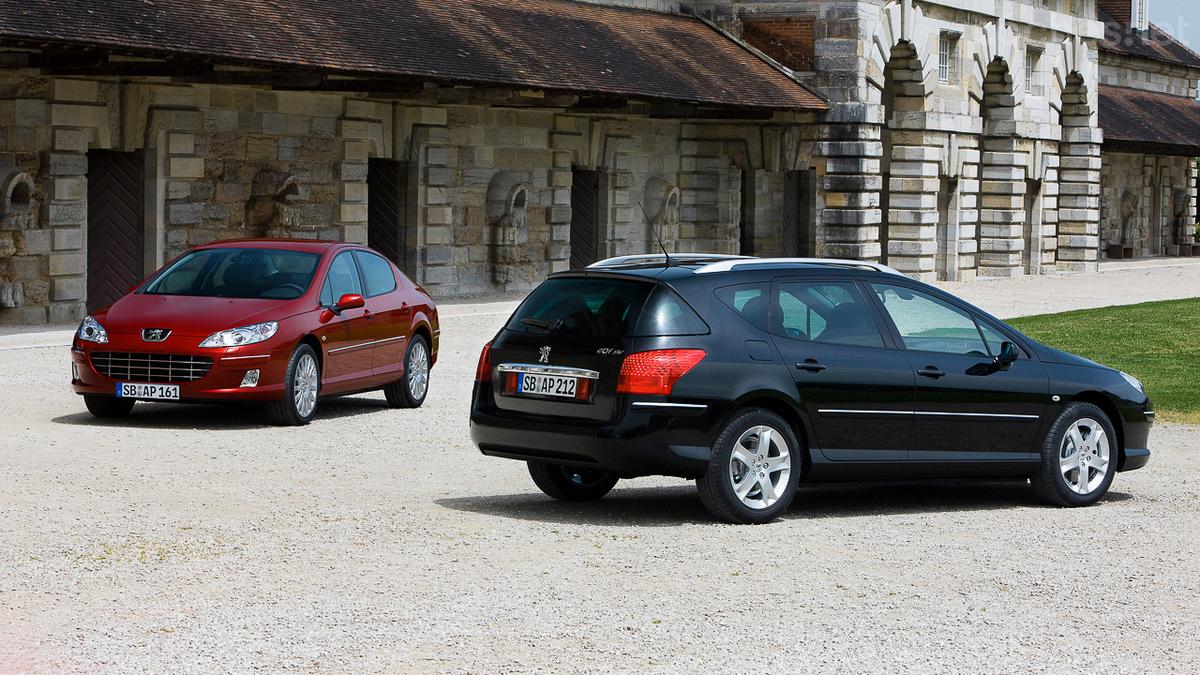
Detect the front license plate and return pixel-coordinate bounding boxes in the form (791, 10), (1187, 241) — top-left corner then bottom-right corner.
(517, 372), (578, 398)
(116, 382), (180, 400)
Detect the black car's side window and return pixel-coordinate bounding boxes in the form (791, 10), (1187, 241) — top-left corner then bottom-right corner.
(974, 319), (1012, 357)
(714, 283), (771, 331)
(871, 283), (990, 356)
(775, 281), (884, 348)
(324, 251), (364, 304)
(353, 250), (398, 298)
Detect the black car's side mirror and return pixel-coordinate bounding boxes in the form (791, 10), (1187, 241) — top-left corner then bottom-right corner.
(996, 341), (1019, 371)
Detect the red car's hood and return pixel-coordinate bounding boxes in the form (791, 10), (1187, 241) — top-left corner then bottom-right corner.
(95, 294), (299, 337)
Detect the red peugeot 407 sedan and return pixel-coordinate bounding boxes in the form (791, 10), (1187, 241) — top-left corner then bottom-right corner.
(71, 239), (438, 425)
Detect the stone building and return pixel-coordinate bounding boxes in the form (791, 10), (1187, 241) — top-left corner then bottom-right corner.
(699, 0), (1116, 280)
(0, 0), (828, 324)
(0, 0), (1193, 325)
(1096, 1), (1200, 258)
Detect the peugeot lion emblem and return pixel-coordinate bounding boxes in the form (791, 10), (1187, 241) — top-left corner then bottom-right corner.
(538, 346), (551, 364)
(141, 328), (171, 342)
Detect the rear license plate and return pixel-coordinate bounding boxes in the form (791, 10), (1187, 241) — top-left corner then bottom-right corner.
(517, 372), (578, 399)
(116, 382), (180, 400)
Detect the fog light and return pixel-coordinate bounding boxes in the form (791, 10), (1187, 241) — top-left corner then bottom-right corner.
(71, 362), (79, 381)
(240, 369), (261, 388)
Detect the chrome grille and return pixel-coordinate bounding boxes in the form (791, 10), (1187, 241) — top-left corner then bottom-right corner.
(91, 352), (213, 383)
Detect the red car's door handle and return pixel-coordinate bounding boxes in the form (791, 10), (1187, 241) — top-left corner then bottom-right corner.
(363, 309), (374, 320)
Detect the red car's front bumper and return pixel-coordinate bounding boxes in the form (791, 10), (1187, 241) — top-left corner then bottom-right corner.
(71, 333), (293, 402)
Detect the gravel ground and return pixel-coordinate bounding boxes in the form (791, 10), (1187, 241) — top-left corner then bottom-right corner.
(1, 267), (1199, 672)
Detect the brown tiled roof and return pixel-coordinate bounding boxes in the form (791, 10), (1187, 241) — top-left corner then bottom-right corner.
(1099, 84), (1200, 155)
(1099, 8), (1200, 69)
(0, 0), (826, 111)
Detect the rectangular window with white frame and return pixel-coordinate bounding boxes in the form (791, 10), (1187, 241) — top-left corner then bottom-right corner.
(1026, 47), (1044, 97)
(939, 32), (960, 84)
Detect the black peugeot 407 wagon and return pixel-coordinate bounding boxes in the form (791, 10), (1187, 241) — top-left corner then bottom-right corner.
(469, 254), (1153, 524)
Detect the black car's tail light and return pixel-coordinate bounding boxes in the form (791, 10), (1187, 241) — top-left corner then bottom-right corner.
(475, 342), (493, 382)
(617, 349), (706, 396)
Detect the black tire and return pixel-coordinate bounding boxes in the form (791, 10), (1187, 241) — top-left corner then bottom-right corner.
(384, 335), (430, 409)
(267, 344), (321, 426)
(84, 395), (135, 419)
(1031, 401), (1119, 507)
(528, 462), (619, 502)
(697, 408), (802, 524)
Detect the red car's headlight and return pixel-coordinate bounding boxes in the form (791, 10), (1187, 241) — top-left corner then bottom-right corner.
(198, 321), (279, 348)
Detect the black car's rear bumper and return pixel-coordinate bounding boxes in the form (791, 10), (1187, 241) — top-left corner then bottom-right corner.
(471, 397), (730, 479)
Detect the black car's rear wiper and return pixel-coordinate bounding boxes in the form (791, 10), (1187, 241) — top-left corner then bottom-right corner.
(520, 317), (567, 333)
(521, 318), (554, 332)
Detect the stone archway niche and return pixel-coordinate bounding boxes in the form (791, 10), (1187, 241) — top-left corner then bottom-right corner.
(245, 172), (309, 237)
(643, 176), (680, 251)
(486, 171), (532, 285)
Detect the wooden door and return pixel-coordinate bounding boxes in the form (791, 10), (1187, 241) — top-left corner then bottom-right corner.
(367, 158), (408, 271)
(740, 169), (755, 255)
(570, 168), (600, 268)
(783, 170), (816, 257)
(86, 150), (144, 310)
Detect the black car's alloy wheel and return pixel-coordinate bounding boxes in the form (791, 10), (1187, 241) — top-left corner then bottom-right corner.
(528, 461), (619, 501)
(84, 394), (136, 419)
(267, 344), (321, 426)
(384, 335), (430, 408)
(698, 408), (801, 524)
(1032, 402), (1118, 507)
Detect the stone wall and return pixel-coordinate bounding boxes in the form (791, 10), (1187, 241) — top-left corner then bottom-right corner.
(0, 68), (798, 324)
(0, 74), (105, 325)
(1099, 55), (1199, 98)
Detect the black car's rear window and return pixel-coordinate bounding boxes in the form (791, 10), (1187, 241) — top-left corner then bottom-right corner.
(506, 277), (708, 338)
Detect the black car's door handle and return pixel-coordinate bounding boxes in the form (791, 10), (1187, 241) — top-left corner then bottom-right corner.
(917, 366), (946, 379)
(796, 359), (827, 373)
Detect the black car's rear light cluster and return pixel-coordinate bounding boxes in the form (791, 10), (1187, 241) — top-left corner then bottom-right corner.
(617, 349), (706, 395)
(91, 352), (214, 383)
(475, 342), (493, 382)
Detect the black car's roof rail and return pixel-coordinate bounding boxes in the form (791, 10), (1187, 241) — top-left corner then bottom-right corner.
(693, 257), (906, 276)
(587, 253), (751, 269)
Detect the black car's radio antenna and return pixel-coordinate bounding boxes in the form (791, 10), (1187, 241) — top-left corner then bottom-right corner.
(638, 201), (674, 267)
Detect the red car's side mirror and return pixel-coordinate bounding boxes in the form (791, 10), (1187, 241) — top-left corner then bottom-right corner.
(336, 293), (365, 311)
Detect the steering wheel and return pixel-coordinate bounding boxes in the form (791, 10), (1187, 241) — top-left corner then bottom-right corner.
(272, 282), (305, 295)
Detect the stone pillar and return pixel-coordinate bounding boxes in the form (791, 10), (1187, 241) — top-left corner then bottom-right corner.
(819, 103), (884, 261)
(1057, 126), (1102, 272)
(958, 144), (981, 280)
(412, 115), (453, 289)
(337, 109), (384, 245)
(884, 135), (939, 280)
(978, 135), (1028, 277)
(47, 79), (108, 322)
(1189, 160), (1198, 237)
(1041, 150), (1061, 271)
(681, 127), (744, 255)
(547, 115), (579, 274)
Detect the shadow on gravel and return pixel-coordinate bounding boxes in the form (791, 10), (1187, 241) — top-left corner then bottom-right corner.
(437, 486), (712, 526)
(438, 481), (1134, 526)
(50, 395), (393, 430)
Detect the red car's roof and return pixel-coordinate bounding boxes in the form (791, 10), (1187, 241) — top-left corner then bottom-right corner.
(197, 238), (349, 253)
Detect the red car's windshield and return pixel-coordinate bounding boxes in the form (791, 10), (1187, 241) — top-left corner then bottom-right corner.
(144, 248), (321, 300)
